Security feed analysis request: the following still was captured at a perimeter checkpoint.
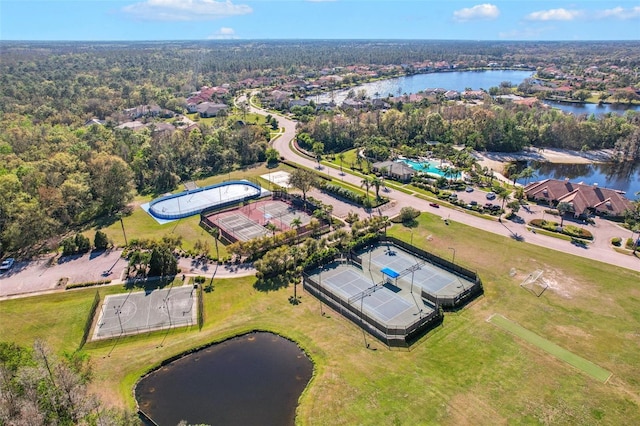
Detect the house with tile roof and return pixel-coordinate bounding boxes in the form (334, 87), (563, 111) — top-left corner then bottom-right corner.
(524, 179), (633, 219)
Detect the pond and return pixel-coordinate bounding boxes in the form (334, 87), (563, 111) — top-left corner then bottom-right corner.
(544, 100), (640, 117)
(516, 160), (640, 200)
(311, 70), (533, 104)
(135, 332), (314, 426)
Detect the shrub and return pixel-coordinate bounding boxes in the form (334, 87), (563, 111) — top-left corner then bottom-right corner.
(398, 206), (420, 224)
(626, 238), (636, 250)
(611, 237), (622, 246)
(94, 230), (109, 250)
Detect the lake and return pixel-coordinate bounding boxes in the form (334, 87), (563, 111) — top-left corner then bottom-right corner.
(517, 161), (640, 200)
(312, 70), (533, 104)
(544, 100), (640, 117)
(135, 332), (314, 426)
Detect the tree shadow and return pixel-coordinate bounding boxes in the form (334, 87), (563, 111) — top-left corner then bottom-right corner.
(402, 219), (419, 228)
(124, 276), (174, 292)
(254, 275), (291, 292)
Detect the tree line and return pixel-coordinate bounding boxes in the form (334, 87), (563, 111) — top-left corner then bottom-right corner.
(298, 101), (640, 158)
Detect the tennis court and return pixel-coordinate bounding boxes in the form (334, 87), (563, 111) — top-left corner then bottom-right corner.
(257, 201), (313, 229)
(361, 244), (472, 299)
(213, 212), (270, 242)
(312, 264), (432, 326)
(92, 286), (197, 340)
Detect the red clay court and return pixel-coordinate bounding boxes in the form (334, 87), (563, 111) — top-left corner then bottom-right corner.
(202, 199), (313, 243)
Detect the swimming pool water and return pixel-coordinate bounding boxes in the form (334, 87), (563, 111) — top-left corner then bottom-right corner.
(399, 159), (460, 179)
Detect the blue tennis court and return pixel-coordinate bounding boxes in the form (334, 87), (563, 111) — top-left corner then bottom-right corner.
(362, 244), (471, 298)
(314, 264), (431, 326)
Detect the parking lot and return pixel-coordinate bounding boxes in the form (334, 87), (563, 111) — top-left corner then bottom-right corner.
(0, 250), (126, 298)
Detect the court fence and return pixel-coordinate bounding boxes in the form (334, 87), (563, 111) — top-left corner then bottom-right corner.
(79, 290), (101, 349)
(303, 269), (443, 348)
(94, 318), (196, 341)
(200, 193), (330, 244)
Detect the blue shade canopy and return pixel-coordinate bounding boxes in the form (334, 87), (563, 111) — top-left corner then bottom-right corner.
(380, 267), (399, 279)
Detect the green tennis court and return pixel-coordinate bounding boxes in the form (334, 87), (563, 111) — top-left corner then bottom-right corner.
(489, 314), (611, 383)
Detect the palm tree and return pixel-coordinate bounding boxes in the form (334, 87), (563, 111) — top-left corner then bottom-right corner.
(291, 217), (303, 243)
(337, 152), (345, 175)
(556, 201), (573, 227)
(519, 166), (536, 186)
(265, 222), (277, 237)
(371, 177), (382, 200)
(497, 187), (511, 210)
(361, 177), (372, 202)
(210, 227), (220, 261)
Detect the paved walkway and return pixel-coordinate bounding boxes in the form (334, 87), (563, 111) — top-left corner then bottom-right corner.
(247, 96), (640, 273)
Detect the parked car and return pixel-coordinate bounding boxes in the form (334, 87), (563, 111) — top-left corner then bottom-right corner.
(486, 192), (496, 200)
(429, 202), (440, 208)
(465, 186), (474, 192)
(470, 200), (478, 206)
(0, 258), (15, 272)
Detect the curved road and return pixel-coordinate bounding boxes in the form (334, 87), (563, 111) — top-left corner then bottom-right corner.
(241, 94), (640, 272)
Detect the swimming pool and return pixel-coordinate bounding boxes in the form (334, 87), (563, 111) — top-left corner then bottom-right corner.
(398, 159), (460, 179)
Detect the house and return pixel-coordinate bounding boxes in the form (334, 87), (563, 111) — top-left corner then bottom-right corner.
(84, 118), (104, 126)
(116, 121), (146, 131)
(461, 90), (485, 100)
(444, 90), (460, 100)
(123, 104), (162, 120)
(341, 99), (366, 109)
(195, 102), (228, 118)
(372, 161), (415, 183)
(524, 179), (633, 218)
(289, 99), (310, 109)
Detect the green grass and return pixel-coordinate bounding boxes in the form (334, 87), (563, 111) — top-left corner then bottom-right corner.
(3, 211), (640, 424)
(489, 314), (611, 383)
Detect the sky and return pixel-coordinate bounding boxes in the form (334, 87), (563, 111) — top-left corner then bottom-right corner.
(1, 1), (639, 41)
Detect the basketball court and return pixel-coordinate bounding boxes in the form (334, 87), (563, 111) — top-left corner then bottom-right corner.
(92, 286), (197, 340)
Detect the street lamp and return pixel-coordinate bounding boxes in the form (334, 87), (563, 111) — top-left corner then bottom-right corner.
(448, 247), (456, 264)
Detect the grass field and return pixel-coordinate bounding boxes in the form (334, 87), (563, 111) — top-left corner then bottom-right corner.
(489, 314), (611, 383)
(2, 210), (640, 424)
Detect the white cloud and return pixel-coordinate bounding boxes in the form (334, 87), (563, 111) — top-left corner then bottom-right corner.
(526, 8), (582, 21)
(122, 0), (252, 21)
(208, 27), (239, 39)
(597, 6), (640, 20)
(453, 4), (500, 22)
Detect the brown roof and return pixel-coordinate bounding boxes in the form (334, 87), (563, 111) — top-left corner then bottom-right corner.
(524, 179), (633, 217)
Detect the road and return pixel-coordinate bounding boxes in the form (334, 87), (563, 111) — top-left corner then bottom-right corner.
(242, 94), (640, 273)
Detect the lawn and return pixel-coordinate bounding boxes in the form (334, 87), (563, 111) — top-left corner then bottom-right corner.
(489, 314), (611, 383)
(2, 211), (640, 424)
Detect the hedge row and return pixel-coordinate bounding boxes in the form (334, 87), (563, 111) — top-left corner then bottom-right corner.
(65, 279), (112, 290)
(529, 219), (593, 240)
